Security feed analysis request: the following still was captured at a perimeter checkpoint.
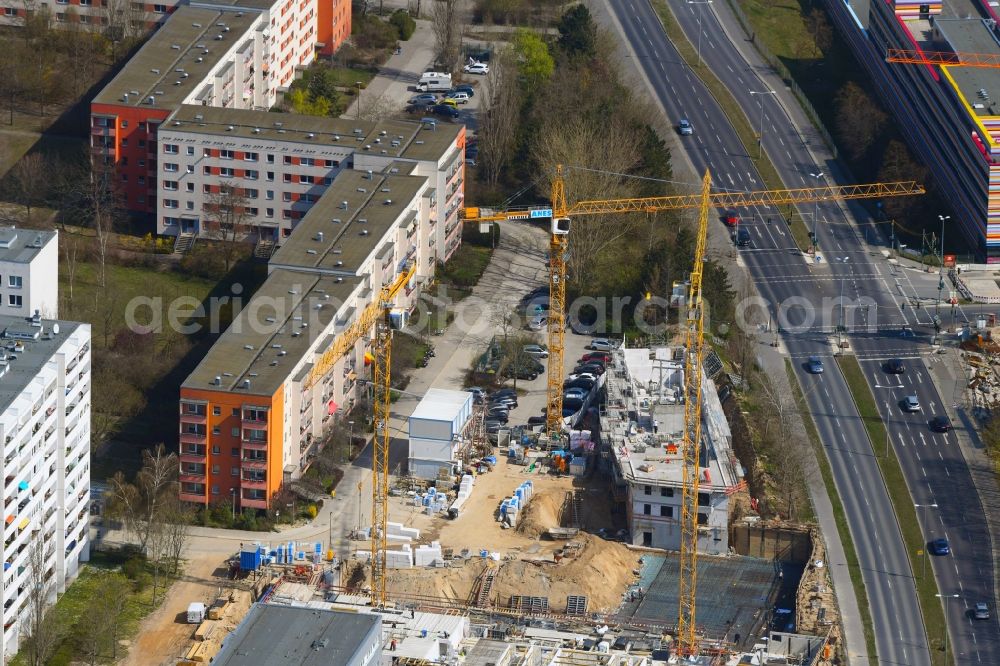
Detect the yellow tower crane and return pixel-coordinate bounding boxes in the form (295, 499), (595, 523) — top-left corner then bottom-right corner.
(300, 167), (922, 616)
(303, 262), (416, 607)
(463, 169), (924, 438)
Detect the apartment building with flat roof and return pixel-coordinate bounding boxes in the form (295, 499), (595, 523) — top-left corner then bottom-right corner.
(0, 314), (91, 658)
(0, 229), (58, 319)
(152, 106), (467, 259)
(90, 0), (351, 218)
(178, 168), (442, 509)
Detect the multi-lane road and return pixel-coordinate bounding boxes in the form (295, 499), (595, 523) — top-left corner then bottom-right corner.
(603, 0), (1000, 662)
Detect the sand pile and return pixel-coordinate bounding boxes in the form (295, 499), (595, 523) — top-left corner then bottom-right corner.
(386, 534), (639, 613)
(515, 489), (564, 538)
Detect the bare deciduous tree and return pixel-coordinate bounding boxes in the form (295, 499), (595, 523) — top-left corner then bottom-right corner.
(62, 234), (81, 314)
(431, 0), (462, 71)
(10, 152), (48, 223)
(204, 181), (253, 272)
(479, 49), (520, 188)
(757, 375), (818, 521)
(162, 497), (193, 577)
(357, 92), (397, 122)
(76, 572), (128, 665)
(106, 444), (179, 556)
(533, 116), (644, 289)
(21, 539), (64, 666)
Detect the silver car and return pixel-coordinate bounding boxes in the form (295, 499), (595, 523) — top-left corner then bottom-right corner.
(523, 344), (549, 359)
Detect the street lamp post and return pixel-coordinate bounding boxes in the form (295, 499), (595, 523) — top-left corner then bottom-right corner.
(915, 503), (938, 579)
(348, 420), (355, 461)
(355, 81), (363, 120)
(750, 90), (776, 160)
(686, 0), (713, 66)
(937, 215), (950, 317)
(231, 488), (237, 521)
(809, 171), (825, 252)
(935, 593), (960, 666)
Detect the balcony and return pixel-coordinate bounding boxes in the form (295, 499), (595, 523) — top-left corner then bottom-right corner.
(179, 412), (207, 425)
(90, 125), (115, 137)
(179, 431), (206, 444)
(179, 451), (206, 464)
(179, 472), (206, 484)
(241, 477), (266, 490)
(241, 497), (268, 510)
(241, 414), (267, 425)
(240, 458), (266, 471)
(241, 439), (267, 450)
(179, 491), (206, 504)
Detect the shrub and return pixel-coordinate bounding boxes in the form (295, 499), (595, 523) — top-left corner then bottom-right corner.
(389, 10), (415, 40)
(122, 556), (146, 581)
(307, 504), (318, 519)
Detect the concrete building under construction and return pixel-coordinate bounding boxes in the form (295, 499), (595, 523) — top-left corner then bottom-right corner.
(600, 345), (742, 554)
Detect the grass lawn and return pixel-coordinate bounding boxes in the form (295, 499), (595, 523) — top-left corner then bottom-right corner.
(785, 359), (878, 662)
(0, 132), (38, 180)
(328, 66), (377, 89)
(836, 355), (947, 658)
(12, 557), (169, 666)
(60, 261), (222, 352)
(650, 0), (812, 251)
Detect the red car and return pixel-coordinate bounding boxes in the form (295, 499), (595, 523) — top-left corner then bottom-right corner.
(579, 352), (610, 364)
(723, 209), (739, 226)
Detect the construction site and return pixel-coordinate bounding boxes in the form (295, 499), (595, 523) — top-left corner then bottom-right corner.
(152, 168), (931, 666)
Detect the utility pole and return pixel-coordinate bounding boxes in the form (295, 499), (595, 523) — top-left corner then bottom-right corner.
(810, 171), (824, 252)
(937, 215), (950, 318)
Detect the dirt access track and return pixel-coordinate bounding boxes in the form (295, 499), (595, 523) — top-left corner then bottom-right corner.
(384, 457), (639, 613)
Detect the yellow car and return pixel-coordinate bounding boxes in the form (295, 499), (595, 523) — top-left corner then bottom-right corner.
(440, 98), (459, 108)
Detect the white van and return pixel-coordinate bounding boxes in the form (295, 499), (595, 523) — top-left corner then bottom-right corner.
(417, 79), (451, 92)
(419, 71), (452, 84)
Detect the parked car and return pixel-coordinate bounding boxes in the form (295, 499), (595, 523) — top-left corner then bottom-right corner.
(484, 419), (503, 433)
(929, 415), (952, 432)
(439, 98), (459, 108)
(564, 388), (588, 401)
(567, 372), (597, 382)
(806, 356), (824, 374)
(580, 352), (611, 364)
(563, 397), (584, 412)
(930, 538), (950, 555)
(564, 378), (596, 391)
(589, 338), (613, 352)
(574, 363), (605, 376)
(408, 94), (437, 105)
(447, 91), (471, 104)
(431, 104), (460, 119)
(465, 387), (486, 404)
(902, 395), (921, 412)
(528, 315), (548, 331)
(489, 396), (517, 409)
(487, 409), (509, 424)
(523, 344), (549, 359)
(492, 388), (517, 398)
(454, 84), (475, 97)
(884, 358), (905, 374)
(464, 62), (489, 75)
(677, 119), (693, 135)
(501, 363), (539, 380)
(974, 602), (991, 620)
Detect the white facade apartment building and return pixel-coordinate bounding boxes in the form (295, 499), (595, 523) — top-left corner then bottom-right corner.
(0, 229), (58, 320)
(179, 166), (443, 507)
(600, 345), (740, 555)
(0, 314), (91, 658)
(155, 105), (468, 261)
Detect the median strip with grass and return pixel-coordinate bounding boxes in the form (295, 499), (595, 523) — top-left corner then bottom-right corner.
(650, 0), (812, 251)
(785, 359), (878, 662)
(836, 355), (947, 657)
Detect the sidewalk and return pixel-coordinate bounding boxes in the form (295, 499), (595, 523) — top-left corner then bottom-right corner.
(342, 19), (437, 120)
